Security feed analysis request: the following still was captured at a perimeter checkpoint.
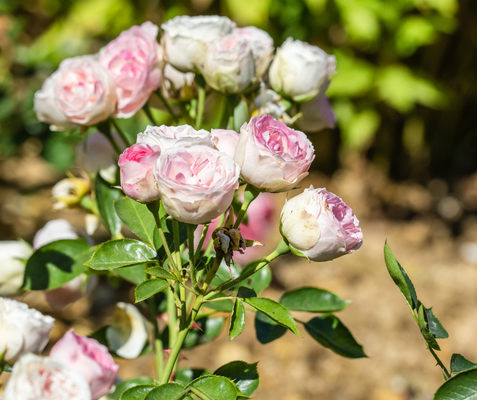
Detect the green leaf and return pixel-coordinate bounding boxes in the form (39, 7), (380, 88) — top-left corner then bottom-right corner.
(418, 304), (440, 351)
(95, 173), (122, 235)
(86, 239), (157, 270)
(304, 315), (367, 359)
(203, 293), (234, 312)
(115, 264), (149, 285)
(236, 263), (271, 295)
(384, 243), (418, 309)
(450, 354), (477, 375)
(144, 383), (184, 400)
(146, 266), (178, 281)
(255, 311), (287, 344)
(188, 375), (237, 400)
(114, 197), (160, 249)
(214, 361), (259, 397)
(243, 297), (300, 337)
(23, 239), (93, 290)
(175, 369), (210, 386)
(183, 317), (225, 349)
(434, 368), (477, 400)
(110, 377), (155, 400)
(425, 307), (449, 339)
(119, 384), (156, 400)
(1, 364), (12, 373)
(280, 287), (350, 313)
(135, 279), (170, 303)
(229, 299), (246, 340)
(237, 287), (257, 299)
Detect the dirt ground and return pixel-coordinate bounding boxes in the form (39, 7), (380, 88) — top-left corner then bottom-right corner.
(2, 149), (477, 400)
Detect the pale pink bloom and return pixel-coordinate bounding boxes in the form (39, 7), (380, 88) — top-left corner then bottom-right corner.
(137, 124), (212, 150)
(297, 94), (335, 132)
(233, 26), (274, 78)
(202, 34), (255, 94)
(118, 143), (162, 203)
(100, 22), (162, 118)
(269, 38), (336, 102)
(154, 145), (240, 224)
(161, 15), (236, 72)
(234, 115), (314, 192)
(50, 329), (119, 400)
(35, 56), (117, 127)
(211, 129), (240, 158)
(3, 354), (91, 400)
(0, 298), (54, 364)
(33, 219), (78, 250)
(280, 186), (363, 261)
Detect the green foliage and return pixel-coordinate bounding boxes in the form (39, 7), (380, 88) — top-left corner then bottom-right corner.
(110, 378), (155, 400)
(144, 383), (184, 399)
(135, 279), (170, 303)
(23, 239), (93, 290)
(95, 174), (122, 236)
(119, 385), (156, 400)
(175, 369), (210, 386)
(279, 287), (350, 313)
(183, 317), (225, 349)
(146, 266), (178, 281)
(229, 299), (246, 340)
(450, 354), (477, 375)
(214, 361), (260, 397)
(434, 369), (477, 400)
(202, 294), (234, 312)
(236, 263), (272, 295)
(115, 264), (148, 285)
(255, 311), (287, 344)
(417, 304), (440, 351)
(186, 375), (238, 400)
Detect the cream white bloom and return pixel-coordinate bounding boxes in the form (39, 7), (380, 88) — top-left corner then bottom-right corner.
(269, 38), (336, 102)
(161, 15), (236, 72)
(3, 354), (91, 400)
(296, 94), (335, 132)
(162, 63), (196, 101)
(33, 219), (78, 249)
(0, 241), (32, 296)
(202, 34), (255, 94)
(136, 124), (212, 150)
(106, 302), (152, 359)
(0, 298), (54, 363)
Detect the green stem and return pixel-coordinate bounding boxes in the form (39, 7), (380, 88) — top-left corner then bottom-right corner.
(102, 129), (122, 155)
(204, 214), (226, 256)
(188, 224), (197, 286)
(148, 298), (164, 381)
(143, 102), (157, 125)
(172, 220), (182, 272)
(178, 102), (193, 125)
(167, 287), (178, 350)
(194, 224), (208, 261)
(155, 90), (179, 124)
(202, 254), (224, 293)
(428, 344), (451, 380)
(189, 386), (212, 400)
(233, 185), (260, 229)
(111, 119), (132, 147)
(195, 75), (206, 129)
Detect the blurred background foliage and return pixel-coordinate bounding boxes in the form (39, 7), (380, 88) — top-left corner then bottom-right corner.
(0, 0), (475, 184)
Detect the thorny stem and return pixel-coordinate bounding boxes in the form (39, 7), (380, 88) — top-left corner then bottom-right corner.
(188, 225), (197, 286)
(143, 102), (158, 126)
(233, 185), (260, 229)
(148, 297), (164, 381)
(155, 89), (179, 124)
(111, 119), (132, 147)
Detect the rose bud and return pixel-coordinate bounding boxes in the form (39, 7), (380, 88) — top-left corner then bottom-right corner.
(154, 145), (240, 224)
(34, 55), (117, 128)
(234, 114), (314, 192)
(269, 38), (336, 102)
(280, 186), (363, 261)
(52, 171), (91, 210)
(118, 143), (162, 203)
(296, 94), (335, 133)
(211, 128), (240, 158)
(252, 88), (290, 124)
(137, 124), (212, 150)
(3, 354), (91, 400)
(106, 302), (152, 359)
(0, 298), (54, 364)
(50, 329), (119, 400)
(162, 63), (197, 101)
(0, 241), (32, 296)
(100, 22), (162, 118)
(161, 15), (236, 72)
(202, 34), (255, 94)
(233, 26), (274, 78)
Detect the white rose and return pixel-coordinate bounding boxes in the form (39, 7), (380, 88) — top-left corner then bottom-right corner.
(202, 34), (255, 94)
(269, 38), (336, 102)
(233, 26), (274, 78)
(136, 124), (212, 150)
(33, 219), (78, 249)
(0, 298), (54, 364)
(161, 15), (236, 72)
(162, 63), (196, 101)
(0, 241), (32, 296)
(3, 354), (91, 400)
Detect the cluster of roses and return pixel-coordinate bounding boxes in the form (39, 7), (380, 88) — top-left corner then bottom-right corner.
(119, 113), (363, 261)
(33, 15), (336, 132)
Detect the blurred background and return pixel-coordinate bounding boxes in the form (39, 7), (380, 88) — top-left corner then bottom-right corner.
(1, 0), (477, 399)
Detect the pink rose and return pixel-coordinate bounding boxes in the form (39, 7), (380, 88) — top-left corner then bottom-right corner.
(280, 186), (363, 261)
(234, 115), (315, 192)
(153, 145), (240, 224)
(296, 94), (335, 133)
(137, 124), (212, 150)
(35, 56), (117, 127)
(118, 143), (162, 203)
(233, 26), (274, 78)
(50, 329), (119, 400)
(3, 354), (91, 400)
(211, 128), (240, 158)
(100, 22), (162, 118)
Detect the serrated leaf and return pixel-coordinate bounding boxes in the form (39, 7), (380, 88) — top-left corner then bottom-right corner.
(114, 197), (160, 249)
(135, 279), (170, 303)
(425, 307), (448, 339)
(255, 311), (287, 344)
(23, 239), (93, 290)
(145, 383), (184, 399)
(451, 354), (477, 375)
(304, 315), (367, 359)
(175, 369), (210, 386)
(119, 384), (156, 400)
(237, 287), (257, 299)
(146, 267), (178, 281)
(384, 243), (418, 309)
(115, 264), (149, 285)
(418, 304), (440, 351)
(434, 368), (477, 400)
(187, 375), (237, 400)
(214, 361), (259, 397)
(229, 299), (246, 340)
(183, 317), (225, 349)
(244, 297), (300, 336)
(280, 287), (349, 313)
(110, 377), (155, 400)
(86, 239), (157, 270)
(95, 173), (122, 235)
